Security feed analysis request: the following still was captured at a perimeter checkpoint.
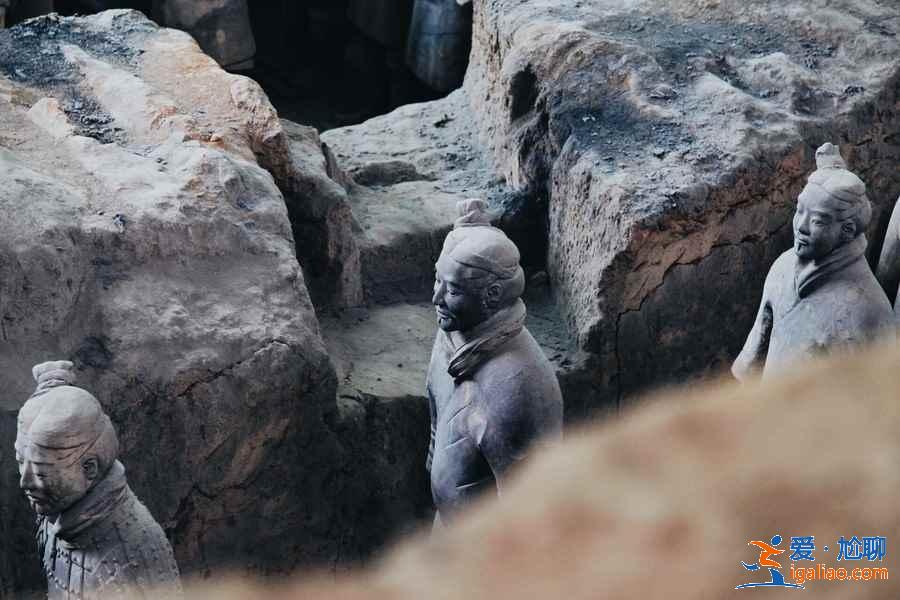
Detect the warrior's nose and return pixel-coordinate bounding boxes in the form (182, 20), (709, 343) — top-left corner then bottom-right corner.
(432, 281), (446, 306)
(19, 461), (38, 491)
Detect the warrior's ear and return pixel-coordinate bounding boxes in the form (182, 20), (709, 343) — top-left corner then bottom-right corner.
(82, 457), (100, 482)
(483, 282), (503, 309)
(841, 219), (856, 241)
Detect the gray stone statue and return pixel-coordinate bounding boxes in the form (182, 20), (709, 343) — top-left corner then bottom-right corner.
(406, 0), (472, 92)
(733, 144), (894, 381)
(427, 200), (563, 525)
(14, 361), (182, 599)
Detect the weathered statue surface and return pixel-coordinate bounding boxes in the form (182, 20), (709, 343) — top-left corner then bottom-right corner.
(733, 144), (894, 381)
(14, 361), (182, 599)
(427, 200), (563, 524)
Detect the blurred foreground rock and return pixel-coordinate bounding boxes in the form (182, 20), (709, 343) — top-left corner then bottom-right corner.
(183, 340), (900, 599)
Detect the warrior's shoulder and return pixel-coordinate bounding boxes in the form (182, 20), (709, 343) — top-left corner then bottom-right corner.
(91, 491), (181, 591)
(760, 249), (797, 294)
(768, 249), (797, 277)
(475, 331), (563, 417)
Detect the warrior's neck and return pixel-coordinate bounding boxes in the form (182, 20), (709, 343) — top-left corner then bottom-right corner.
(448, 299), (526, 348)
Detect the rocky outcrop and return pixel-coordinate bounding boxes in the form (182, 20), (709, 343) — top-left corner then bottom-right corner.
(463, 0), (900, 409)
(322, 90), (503, 305)
(182, 340), (900, 600)
(278, 119), (363, 308)
(0, 11), (427, 596)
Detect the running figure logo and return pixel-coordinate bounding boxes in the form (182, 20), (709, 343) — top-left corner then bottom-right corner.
(736, 535), (805, 590)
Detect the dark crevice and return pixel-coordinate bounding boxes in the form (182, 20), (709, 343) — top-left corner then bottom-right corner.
(508, 64), (538, 122)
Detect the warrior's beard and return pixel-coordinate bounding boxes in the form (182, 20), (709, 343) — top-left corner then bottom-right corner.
(25, 488), (64, 516)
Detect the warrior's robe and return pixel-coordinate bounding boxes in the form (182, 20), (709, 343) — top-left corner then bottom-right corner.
(734, 236), (893, 380)
(426, 299), (563, 523)
(36, 461), (182, 600)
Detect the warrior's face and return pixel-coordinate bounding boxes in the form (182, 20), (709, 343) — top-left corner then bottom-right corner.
(14, 436), (96, 517)
(433, 256), (498, 333)
(793, 183), (854, 261)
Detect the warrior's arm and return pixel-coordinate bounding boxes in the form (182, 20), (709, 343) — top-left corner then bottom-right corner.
(476, 379), (559, 493)
(732, 288), (773, 382)
(877, 195), (900, 306)
(426, 386), (437, 472)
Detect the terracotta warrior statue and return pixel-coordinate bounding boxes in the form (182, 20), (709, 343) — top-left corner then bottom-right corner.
(733, 144), (894, 381)
(427, 200), (563, 525)
(14, 361), (182, 599)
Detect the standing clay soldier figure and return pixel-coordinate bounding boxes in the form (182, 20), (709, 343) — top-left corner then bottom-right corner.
(14, 361), (182, 599)
(427, 200), (563, 525)
(733, 144), (893, 380)
(406, 0), (472, 92)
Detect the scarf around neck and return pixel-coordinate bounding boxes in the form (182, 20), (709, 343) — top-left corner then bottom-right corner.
(795, 235), (867, 298)
(443, 299), (526, 379)
(51, 460), (129, 542)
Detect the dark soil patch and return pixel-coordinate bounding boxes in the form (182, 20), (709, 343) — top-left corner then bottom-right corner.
(0, 11), (153, 142)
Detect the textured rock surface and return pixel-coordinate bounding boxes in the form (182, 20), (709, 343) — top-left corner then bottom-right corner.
(182, 340), (900, 600)
(322, 90), (506, 305)
(463, 0), (900, 410)
(0, 11), (427, 596)
(279, 119), (363, 308)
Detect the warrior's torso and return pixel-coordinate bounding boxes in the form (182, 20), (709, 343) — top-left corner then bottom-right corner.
(763, 249), (893, 377)
(37, 465), (181, 600)
(427, 325), (563, 521)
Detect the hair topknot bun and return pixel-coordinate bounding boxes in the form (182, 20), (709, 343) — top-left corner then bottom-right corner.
(455, 198), (496, 228)
(31, 360), (77, 397)
(815, 143), (848, 170)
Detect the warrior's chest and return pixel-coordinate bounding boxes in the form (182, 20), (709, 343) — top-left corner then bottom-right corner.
(431, 368), (487, 441)
(429, 375), (494, 507)
(41, 529), (128, 600)
(771, 288), (852, 345)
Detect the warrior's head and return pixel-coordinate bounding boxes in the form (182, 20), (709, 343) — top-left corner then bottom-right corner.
(793, 144), (871, 261)
(14, 361), (118, 516)
(433, 200), (525, 332)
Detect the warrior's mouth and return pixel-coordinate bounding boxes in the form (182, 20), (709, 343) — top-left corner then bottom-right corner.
(436, 308), (453, 320)
(25, 492), (49, 505)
